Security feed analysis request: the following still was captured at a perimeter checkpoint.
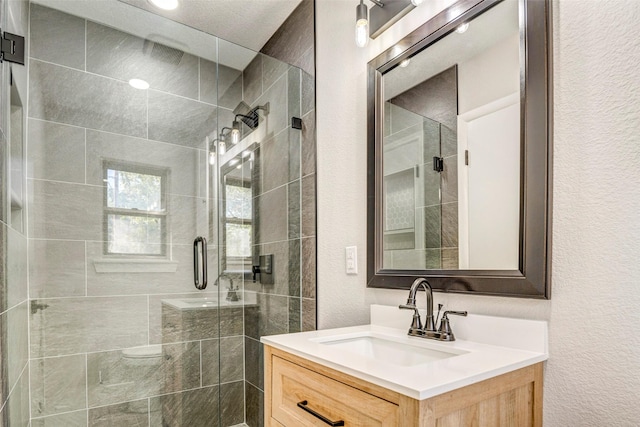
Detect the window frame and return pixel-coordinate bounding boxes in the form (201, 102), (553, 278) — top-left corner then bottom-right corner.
(103, 160), (169, 257)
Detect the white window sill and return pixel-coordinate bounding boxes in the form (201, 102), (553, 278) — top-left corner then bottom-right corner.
(93, 258), (179, 273)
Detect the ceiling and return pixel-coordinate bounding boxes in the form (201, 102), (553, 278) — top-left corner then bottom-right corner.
(33, 0), (302, 70)
(384, 0), (519, 100)
(118, 0), (303, 52)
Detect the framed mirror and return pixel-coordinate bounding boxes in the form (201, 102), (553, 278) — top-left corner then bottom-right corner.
(367, 0), (552, 298)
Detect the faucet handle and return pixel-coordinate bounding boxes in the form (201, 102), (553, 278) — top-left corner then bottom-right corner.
(438, 311), (467, 335)
(398, 304), (423, 335)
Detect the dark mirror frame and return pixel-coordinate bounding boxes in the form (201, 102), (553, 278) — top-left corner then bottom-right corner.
(367, 0), (552, 298)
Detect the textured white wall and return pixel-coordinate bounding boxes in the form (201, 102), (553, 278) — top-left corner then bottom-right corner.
(316, 0), (640, 425)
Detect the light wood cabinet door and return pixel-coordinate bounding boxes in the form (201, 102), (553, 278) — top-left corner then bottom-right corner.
(271, 355), (399, 426)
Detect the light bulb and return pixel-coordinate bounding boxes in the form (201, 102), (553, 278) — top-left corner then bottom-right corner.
(129, 79), (149, 90)
(209, 151), (215, 165)
(411, 0), (424, 5)
(456, 23), (469, 33)
(231, 120), (241, 144)
(231, 128), (240, 144)
(148, 0), (178, 10)
(219, 140), (226, 156)
(355, 1), (369, 48)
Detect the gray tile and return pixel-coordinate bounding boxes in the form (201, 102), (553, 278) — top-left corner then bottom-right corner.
(89, 400), (149, 427)
(86, 130), (201, 197)
(301, 71), (315, 117)
(27, 119), (85, 183)
(297, 45), (315, 78)
(256, 186), (287, 244)
(200, 59), (242, 109)
(246, 382), (264, 427)
(220, 381), (244, 426)
(243, 55), (263, 106)
(301, 174), (316, 237)
(289, 127), (301, 182)
(264, 55), (289, 93)
(261, 130), (290, 192)
(258, 294), (289, 339)
(302, 298), (316, 332)
(288, 180), (300, 239)
(442, 155), (458, 204)
(420, 166), (441, 209)
(31, 354), (87, 417)
(28, 179), (103, 241)
(287, 239), (301, 297)
(424, 205), (442, 249)
(87, 342), (200, 407)
(5, 366), (30, 427)
(30, 239), (85, 298)
(220, 336), (244, 383)
(301, 110), (316, 177)
(289, 297), (301, 334)
(148, 90), (216, 149)
(5, 302), (28, 395)
(201, 339), (220, 386)
(30, 4), (85, 70)
(260, 0), (314, 74)
(441, 124), (457, 157)
(85, 243), (193, 296)
(6, 226), (28, 308)
(30, 296), (148, 358)
(442, 248), (459, 269)
(253, 75), (288, 140)
(29, 60), (147, 138)
(87, 22), (199, 99)
(442, 202), (458, 248)
(287, 67), (301, 121)
(244, 337), (263, 390)
(0, 133), (5, 225)
(301, 237), (316, 299)
(0, 309), (6, 407)
(31, 411), (89, 427)
(390, 103), (422, 134)
(0, 223), (5, 314)
(150, 386), (219, 427)
(161, 304), (242, 343)
(147, 291), (218, 344)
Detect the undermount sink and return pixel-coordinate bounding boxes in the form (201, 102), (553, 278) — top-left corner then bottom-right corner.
(312, 332), (465, 367)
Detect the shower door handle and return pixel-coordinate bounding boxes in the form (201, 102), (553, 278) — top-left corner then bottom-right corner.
(193, 236), (208, 290)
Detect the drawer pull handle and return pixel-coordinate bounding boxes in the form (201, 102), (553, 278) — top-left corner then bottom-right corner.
(297, 400), (345, 426)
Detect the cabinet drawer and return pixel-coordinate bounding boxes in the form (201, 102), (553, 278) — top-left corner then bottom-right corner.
(271, 355), (399, 427)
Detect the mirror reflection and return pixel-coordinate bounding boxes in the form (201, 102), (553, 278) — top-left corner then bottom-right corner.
(381, 0), (520, 271)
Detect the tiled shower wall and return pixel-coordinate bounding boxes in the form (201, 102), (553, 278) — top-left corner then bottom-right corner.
(242, 1), (316, 426)
(0, 0), (30, 424)
(387, 66), (458, 269)
(24, 3), (316, 427)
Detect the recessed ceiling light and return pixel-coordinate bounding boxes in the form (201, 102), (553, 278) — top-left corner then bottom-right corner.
(129, 78), (150, 90)
(456, 23), (470, 34)
(148, 0), (178, 11)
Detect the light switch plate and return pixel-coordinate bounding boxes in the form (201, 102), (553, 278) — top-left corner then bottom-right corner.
(346, 246), (358, 274)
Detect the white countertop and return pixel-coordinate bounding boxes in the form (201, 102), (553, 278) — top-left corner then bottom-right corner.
(261, 304), (548, 400)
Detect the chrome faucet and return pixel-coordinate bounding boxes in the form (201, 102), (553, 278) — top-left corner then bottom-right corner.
(399, 278), (467, 341)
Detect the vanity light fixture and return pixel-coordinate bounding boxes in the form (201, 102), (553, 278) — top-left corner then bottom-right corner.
(207, 137), (216, 165)
(357, 0), (421, 46)
(148, 0), (179, 10)
(129, 78), (149, 90)
(356, 0), (369, 48)
(456, 22), (470, 33)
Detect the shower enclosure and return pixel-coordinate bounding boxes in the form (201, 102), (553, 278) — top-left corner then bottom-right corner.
(0, 0), (315, 425)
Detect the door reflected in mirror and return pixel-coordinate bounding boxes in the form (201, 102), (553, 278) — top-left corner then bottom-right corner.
(381, 0), (520, 271)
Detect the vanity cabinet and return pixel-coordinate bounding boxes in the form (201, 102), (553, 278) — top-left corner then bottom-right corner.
(264, 345), (543, 427)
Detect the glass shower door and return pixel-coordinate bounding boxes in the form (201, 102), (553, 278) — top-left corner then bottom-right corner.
(27, 2), (229, 425)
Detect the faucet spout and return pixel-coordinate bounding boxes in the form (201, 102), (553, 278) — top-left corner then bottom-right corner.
(407, 278), (436, 332)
